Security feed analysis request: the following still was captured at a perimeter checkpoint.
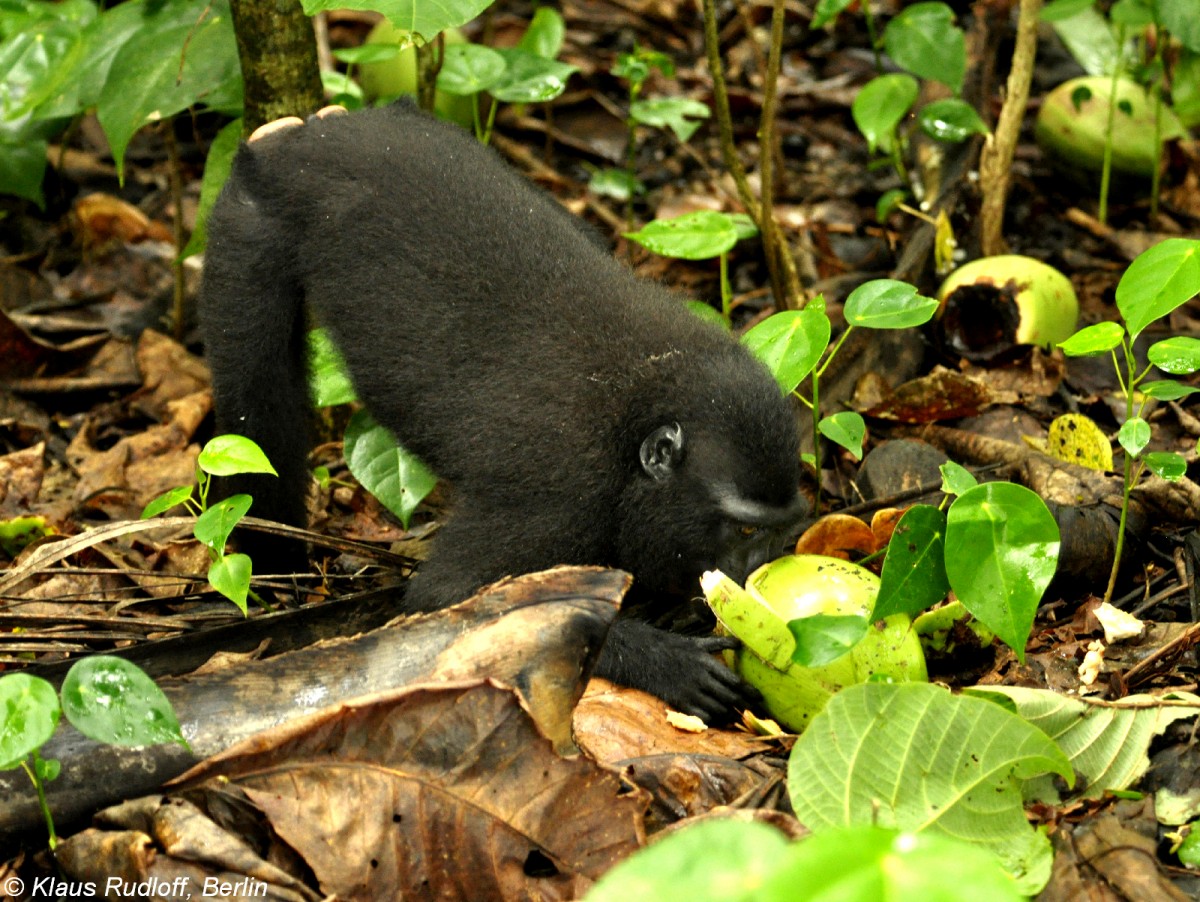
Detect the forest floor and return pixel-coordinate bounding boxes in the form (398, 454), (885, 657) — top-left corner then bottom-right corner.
(1, 0), (1199, 898)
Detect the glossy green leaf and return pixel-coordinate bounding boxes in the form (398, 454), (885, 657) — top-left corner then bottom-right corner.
(875, 188), (908, 222)
(939, 460), (978, 496)
(742, 307), (831, 394)
(182, 117), (240, 258)
(1039, 0), (1096, 22)
(844, 279), (939, 329)
(333, 43), (402, 65)
(193, 494), (252, 553)
(685, 300), (728, 329)
(60, 656), (187, 749)
(1058, 321), (1125, 356)
(0, 19), (84, 119)
(32, 0), (146, 120)
(1141, 380), (1198, 401)
(818, 411), (865, 460)
(1147, 336), (1200, 375)
(96, 4), (241, 177)
(945, 483), (1060, 660)
(883, 2), (965, 93)
(517, 7), (564, 59)
(624, 210), (739, 261)
(852, 74), (918, 154)
(588, 167), (644, 201)
(629, 97), (710, 142)
(0, 137), (47, 205)
(0, 673), (60, 770)
(812, 0), (857, 29)
(344, 410), (437, 529)
(437, 43), (505, 96)
(301, 0), (491, 42)
(198, 435), (277, 477)
(1109, 0), (1154, 26)
(727, 213), (759, 241)
(917, 98), (988, 142)
(789, 682), (1071, 894)
(613, 48), (673, 86)
(1045, 5), (1119, 77)
(1159, 0), (1200, 52)
(490, 49), (577, 103)
(1117, 418), (1151, 458)
(586, 819), (789, 901)
(140, 485), (194, 519)
(1115, 239), (1200, 341)
(760, 827), (1023, 902)
(321, 70), (364, 108)
(208, 552), (251, 614)
(1144, 451), (1187, 480)
(308, 328), (358, 407)
(787, 614), (869, 667)
(875, 505), (950, 619)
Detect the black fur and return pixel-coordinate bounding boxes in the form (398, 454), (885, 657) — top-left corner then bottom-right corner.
(201, 102), (805, 721)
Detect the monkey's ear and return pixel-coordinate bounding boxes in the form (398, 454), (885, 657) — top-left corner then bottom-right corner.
(640, 422), (685, 480)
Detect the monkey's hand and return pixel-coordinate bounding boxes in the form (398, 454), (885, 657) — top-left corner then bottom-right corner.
(596, 619), (760, 724)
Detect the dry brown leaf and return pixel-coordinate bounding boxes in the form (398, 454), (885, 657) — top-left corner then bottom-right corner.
(77, 681), (642, 901)
(73, 194), (173, 246)
(0, 443), (45, 516)
(575, 679), (764, 763)
(794, 513), (877, 558)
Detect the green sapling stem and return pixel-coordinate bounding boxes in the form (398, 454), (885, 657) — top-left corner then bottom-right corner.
(23, 752), (57, 849)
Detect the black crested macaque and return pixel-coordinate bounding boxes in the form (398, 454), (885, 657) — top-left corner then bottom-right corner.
(201, 101), (806, 722)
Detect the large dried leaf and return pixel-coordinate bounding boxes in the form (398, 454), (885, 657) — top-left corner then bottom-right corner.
(59, 682), (646, 901)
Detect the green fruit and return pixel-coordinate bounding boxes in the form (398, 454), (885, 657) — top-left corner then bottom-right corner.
(703, 555), (927, 733)
(358, 22), (474, 128)
(1034, 76), (1186, 179)
(938, 255), (1078, 349)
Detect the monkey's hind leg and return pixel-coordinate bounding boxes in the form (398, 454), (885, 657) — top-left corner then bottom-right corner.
(200, 163), (313, 574)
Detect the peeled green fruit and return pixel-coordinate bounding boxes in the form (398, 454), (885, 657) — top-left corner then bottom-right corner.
(358, 22), (474, 128)
(702, 555), (927, 733)
(1035, 76), (1186, 179)
(937, 255), (1078, 353)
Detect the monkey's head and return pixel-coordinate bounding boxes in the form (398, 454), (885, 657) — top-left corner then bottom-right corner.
(615, 347), (808, 597)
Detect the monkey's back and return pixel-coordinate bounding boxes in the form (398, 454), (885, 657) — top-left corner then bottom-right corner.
(210, 104), (756, 481)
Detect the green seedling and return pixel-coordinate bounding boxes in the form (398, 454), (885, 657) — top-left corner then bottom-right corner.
(141, 434), (277, 614)
(596, 46), (710, 210)
(431, 8), (577, 143)
(871, 461), (1060, 662)
(841, 3), (985, 197)
(1057, 237), (1200, 603)
(0, 658), (187, 849)
(623, 210), (758, 327)
(743, 279), (938, 477)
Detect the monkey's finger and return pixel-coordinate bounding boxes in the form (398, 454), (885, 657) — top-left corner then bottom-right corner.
(248, 116), (305, 143)
(692, 635), (740, 654)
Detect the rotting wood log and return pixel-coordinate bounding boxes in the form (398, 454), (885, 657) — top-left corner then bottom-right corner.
(0, 566), (628, 848)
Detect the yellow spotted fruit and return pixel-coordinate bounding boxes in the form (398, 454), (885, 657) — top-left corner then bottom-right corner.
(1034, 76), (1185, 179)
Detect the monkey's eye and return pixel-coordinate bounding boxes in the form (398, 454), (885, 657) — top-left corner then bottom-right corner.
(737, 525), (759, 538)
